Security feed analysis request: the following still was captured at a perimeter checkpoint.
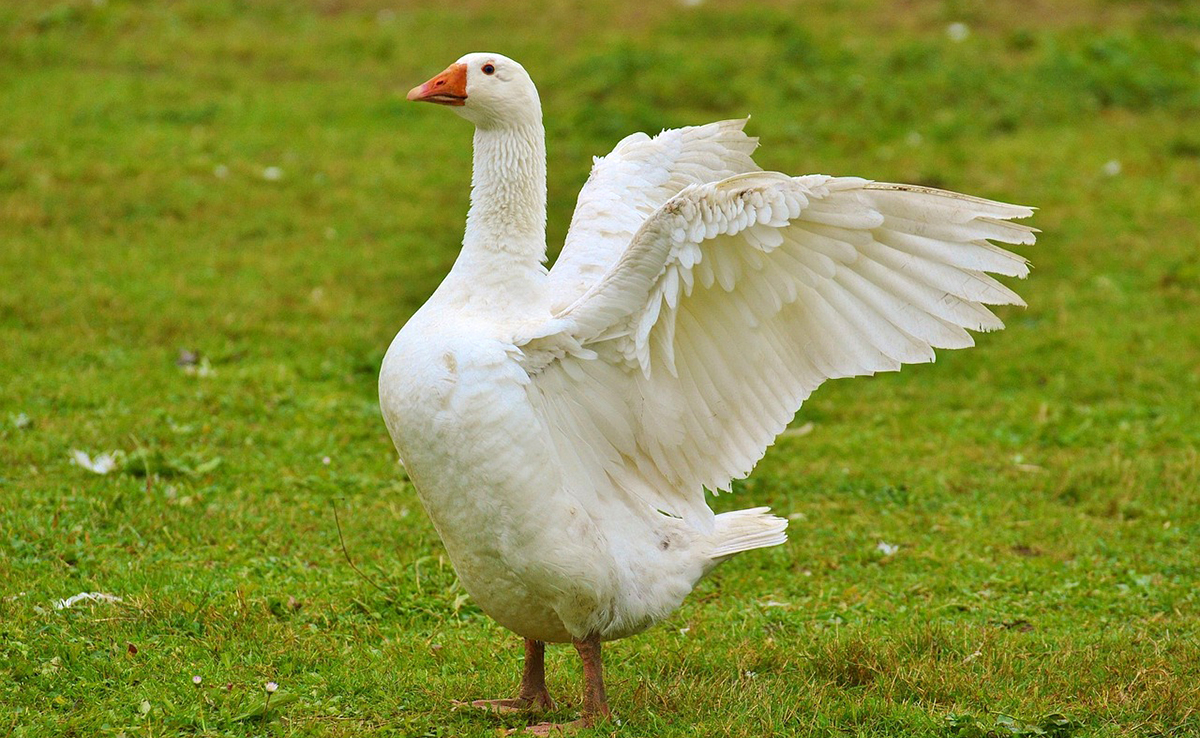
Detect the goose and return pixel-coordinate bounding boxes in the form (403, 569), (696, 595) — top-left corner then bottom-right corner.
(379, 52), (1034, 733)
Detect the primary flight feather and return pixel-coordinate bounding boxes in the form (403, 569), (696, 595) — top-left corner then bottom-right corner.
(379, 52), (1034, 733)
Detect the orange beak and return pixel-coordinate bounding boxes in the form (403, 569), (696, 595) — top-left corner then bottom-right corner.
(407, 63), (468, 106)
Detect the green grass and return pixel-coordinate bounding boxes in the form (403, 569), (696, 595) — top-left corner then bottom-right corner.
(2, 0), (1199, 735)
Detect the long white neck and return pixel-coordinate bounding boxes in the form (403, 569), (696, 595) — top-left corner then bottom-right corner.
(447, 122), (548, 305)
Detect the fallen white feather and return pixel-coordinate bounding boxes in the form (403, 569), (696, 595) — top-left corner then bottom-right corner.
(877, 541), (899, 556)
(53, 592), (123, 610)
(70, 450), (120, 475)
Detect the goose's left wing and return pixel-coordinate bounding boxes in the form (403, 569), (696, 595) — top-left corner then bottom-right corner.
(547, 119), (760, 311)
(519, 173), (1035, 526)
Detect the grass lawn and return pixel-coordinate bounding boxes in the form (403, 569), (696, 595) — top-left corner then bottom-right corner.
(2, 0), (1199, 735)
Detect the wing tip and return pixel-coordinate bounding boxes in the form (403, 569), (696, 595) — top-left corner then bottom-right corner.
(865, 181), (1038, 220)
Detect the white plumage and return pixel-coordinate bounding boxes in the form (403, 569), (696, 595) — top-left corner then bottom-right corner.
(382, 53), (1034, 728)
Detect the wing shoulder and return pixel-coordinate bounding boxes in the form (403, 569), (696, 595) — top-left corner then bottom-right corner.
(548, 119), (761, 310)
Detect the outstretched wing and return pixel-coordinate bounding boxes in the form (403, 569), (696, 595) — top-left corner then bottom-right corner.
(547, 119), (760, 311)
(520, 173), (1035, 527)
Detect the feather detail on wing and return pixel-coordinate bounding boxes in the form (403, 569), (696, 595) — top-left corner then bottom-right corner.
(522, 172), (1035, 529)
(548, 119), (760, 311)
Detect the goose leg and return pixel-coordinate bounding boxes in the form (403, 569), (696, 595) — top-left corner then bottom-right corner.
(575, 637), (611, 723)
(525, 636), (610, 735)
(471, 638), (555, 713)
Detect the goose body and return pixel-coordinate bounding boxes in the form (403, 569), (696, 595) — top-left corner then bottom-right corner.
(381, 294), (710, 644)
(379, 53), (1034, 729)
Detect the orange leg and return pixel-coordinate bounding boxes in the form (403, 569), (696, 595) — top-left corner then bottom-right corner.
(525, 636), (610, 735)
(471, 638), (555, 713)
(574, 637), (611, 722)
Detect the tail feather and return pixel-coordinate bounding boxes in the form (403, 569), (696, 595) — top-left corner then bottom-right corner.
(708, 507), (788, 560)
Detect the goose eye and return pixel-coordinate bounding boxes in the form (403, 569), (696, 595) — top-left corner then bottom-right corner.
(482, 63), (495, 75)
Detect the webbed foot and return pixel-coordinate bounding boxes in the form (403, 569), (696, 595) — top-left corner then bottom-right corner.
(467, 693), (555, 713)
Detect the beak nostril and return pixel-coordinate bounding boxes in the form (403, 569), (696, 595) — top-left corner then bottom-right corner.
(435, 80), (445, 87)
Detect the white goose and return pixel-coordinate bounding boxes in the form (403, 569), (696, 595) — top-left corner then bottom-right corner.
(380, 53), (1034, 732)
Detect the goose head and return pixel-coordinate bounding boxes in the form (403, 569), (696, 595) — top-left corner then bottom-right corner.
(407, 53), (541, 129)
